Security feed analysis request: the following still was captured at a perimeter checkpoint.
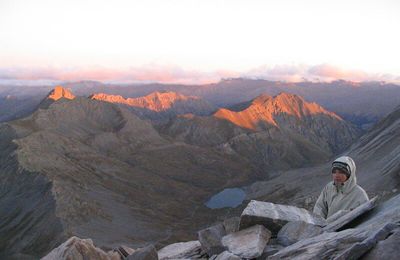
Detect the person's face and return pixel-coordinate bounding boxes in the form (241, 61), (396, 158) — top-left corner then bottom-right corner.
(332, 169), (348, 184)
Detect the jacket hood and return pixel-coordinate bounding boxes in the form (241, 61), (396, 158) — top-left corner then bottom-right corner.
(332, 156), (357, 193)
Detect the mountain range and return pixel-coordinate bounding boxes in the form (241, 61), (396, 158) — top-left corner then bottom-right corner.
(0, 82), (399, 258)
(2, 79), (400, 128)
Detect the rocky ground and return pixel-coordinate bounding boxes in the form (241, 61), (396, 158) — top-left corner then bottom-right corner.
(41, 193), (400, 259)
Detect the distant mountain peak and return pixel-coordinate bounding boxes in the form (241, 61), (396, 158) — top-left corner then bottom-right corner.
(46, 86), (75, 101)
(214, 92), (342, 130)
(38, 86), (76, 109)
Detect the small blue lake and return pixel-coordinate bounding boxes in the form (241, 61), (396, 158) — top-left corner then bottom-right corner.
(205, 188), (246, 209)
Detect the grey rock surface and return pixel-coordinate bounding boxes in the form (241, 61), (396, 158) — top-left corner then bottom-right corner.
(221, 224), (271, 259)
(326, 209), (350, 223)
(268, 227), (372, 259)
(240, 200), (326, 235)
(157, 241), (202, 260)
(41, 236), (119, 260)
(277, 221), (323, 246)
(333, 223), (398, 260)
(256, 244), (284, 260)
(127, 245), (158, 260)
(223, 217), (240, 234)
(268, 194), (400, 259)
(323, 196), (378, 232)
(198, 223), (226, 256)
(215, 251), (241, 260)
(362, 228), (400, 260)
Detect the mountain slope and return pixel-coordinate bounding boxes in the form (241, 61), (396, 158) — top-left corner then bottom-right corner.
(244, 103), (400, 211)
(160, 93), (359, 172)
(0, 88), (256, 258)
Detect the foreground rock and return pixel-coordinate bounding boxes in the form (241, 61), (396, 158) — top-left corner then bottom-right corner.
(198, 223), (227, 256)
(127, 245), (158, 260)
(323, 196), (378, 232)
(223, 217), (240, 234)
(267, 192), (400, 260)
(215, 251), (241, 260)
(363, 228), (400, 260)
(239, 200), (326, 235)
(41, 236), (119, 260)
(269, 227), (371, 259)
(334, 223), (397, 260)
(157, 240), (205, 260)
(277, 221), (323, 246)
(221, 225), (271, 259)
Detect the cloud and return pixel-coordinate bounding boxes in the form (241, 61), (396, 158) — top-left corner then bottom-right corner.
(243, 64), (400, 83)
(0, 65), (240, 85)
(1, 64), (399, 85)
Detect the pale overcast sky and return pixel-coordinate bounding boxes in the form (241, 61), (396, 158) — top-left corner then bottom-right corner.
(0, 0), (399, 83)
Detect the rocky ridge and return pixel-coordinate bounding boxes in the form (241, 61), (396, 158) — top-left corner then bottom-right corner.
(89, 91), (216, 121)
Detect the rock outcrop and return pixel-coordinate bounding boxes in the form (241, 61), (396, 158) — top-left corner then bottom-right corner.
(277, 221), (323, 246)
(239, 200), (326, 235)
(41, 237), (119, 260)
(157, 241), (205, 260)
(221, 225), (271, 259)
(198, 223), (227, 256)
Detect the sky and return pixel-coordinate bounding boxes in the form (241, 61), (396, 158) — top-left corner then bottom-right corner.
(0, 0), (399, 84)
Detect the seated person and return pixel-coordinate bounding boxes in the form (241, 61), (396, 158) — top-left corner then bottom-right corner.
(313, 156), (369, 219)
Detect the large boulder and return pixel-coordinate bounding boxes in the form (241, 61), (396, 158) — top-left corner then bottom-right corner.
(127, 245), (158, 260)
(239, 200), (326, 235)
(277, 221), (323, 246)
(221, 225), (271, 259)
(198, 223), (226, 256)
(41, 236), (119, 260)
(157, 241), (204, 260)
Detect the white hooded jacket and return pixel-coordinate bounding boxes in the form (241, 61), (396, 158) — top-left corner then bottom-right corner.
(313, 156), (369, 219)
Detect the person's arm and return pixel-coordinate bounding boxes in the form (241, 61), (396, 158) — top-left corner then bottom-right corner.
(313, 188), (328, 219)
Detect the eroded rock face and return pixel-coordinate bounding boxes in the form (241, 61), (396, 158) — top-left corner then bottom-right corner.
(198, 223), (227, 256)
(240, 200), (326, 235)
(221, 225), (271, 259)
(277, 221), (323, 246)
(41, 236), (119, 260)
(157, 241), (203, 260)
